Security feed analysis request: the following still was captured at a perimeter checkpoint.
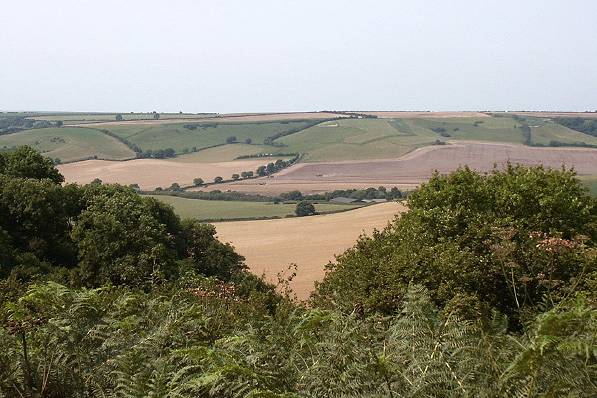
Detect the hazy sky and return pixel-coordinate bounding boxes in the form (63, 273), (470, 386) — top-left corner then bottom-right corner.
(2, 0), (596, 113)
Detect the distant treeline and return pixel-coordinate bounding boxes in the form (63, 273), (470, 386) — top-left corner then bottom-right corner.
(555, 117), (597, 137)
(280, 186), (405, 201)
(148, 185), (406, 203)
(145, 190), (273, 202)
(0, 116), (62, 135)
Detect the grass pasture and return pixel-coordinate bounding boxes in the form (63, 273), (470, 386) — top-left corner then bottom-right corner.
(0, 127), (135, 162)
(276, 118), (438, 161)
(171, 143), (276, 163)
(147, 195), (361, 221)
(410, 116), (528, 143)
(103, 120), (321, 154)
(530, 124), (597, 146)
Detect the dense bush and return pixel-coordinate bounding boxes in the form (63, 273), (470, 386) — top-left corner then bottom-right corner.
(0, 146), (245, 288)
(295, 201), (316, 216)
(0, 281), (594, 397)
(0, 146), (64, 183)
(314, 165), (596, 327)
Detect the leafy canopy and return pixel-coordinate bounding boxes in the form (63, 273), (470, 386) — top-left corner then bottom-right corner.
(314, 165), (596, 326)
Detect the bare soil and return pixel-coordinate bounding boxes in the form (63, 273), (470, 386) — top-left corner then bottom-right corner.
(213, 202), (406, 299)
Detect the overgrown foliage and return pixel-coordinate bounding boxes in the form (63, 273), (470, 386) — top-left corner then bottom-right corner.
(314, 165), (596, 328)
(0, 282), (594, 397)
(0, 146), (244, 288)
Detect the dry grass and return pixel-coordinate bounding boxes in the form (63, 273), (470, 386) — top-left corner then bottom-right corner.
(213, 202), (406, 299)
(58, 158), (283, 189)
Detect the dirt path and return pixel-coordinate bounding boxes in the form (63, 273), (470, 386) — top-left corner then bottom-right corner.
(213, 202), (406, 299)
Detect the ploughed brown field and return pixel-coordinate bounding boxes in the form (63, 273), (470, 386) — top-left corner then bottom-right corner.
(213, 201), (406, 299)
(57, 158), (282, 189)
(194, 141), (597, 195)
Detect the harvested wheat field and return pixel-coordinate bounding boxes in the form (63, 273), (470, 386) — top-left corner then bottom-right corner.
(58, 158), (282, 189)
(203, 142), (597, 195)
(213, 201), (406, 299)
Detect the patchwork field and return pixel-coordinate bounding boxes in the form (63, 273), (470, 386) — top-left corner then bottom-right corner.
(58, 158), (283, 189)
(5, 113), (595, 167)
(0, 127), (135, 162)
(201, 141), (597, 195)
(213, 201), (406, 298)
(147, 195), (360, 221)
(103, 120), (322, 154)
(269, 116), (596, 162)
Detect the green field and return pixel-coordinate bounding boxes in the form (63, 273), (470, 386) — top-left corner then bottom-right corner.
(274, 119), (436, 161)
(105, 120), (320, 154)
(530, 124), (597, 146)
(147, 195), (361, 221)
(0, 127), (135, 162)
(273, 116), (597, 162)
(172, 143), (282, 163)
(3, 114), (595, 164)
(409, 117), (528, 143)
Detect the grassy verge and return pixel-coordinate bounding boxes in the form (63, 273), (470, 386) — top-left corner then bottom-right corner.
(145, 194), (362, 221)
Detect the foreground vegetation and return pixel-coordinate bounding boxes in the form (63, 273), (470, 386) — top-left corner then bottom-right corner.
(0, 146), (595, 397)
